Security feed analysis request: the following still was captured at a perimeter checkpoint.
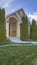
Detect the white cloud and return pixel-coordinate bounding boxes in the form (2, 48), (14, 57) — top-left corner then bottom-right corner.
(27, 12), (37, 22)
(0, 0), (15, 15)
(25, 9), (37, 22)
(0, 0), (15, 8)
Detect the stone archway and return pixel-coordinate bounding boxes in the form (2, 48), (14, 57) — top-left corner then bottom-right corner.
(9, 17), (17, 37)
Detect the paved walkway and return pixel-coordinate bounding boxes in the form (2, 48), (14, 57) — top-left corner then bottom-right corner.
(0, 37), (37, 47)
(9, 37), (37, 44)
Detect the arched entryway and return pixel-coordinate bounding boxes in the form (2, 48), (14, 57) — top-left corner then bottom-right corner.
(9, 17), (17, 37)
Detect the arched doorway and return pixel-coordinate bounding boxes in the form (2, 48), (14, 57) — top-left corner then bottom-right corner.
(9, 17), (17, 37)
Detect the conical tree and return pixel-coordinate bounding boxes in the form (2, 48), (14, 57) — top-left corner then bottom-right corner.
(20, 16), (28, 40)
(0, 8), (6, 42)
(30, 19), (37, 40)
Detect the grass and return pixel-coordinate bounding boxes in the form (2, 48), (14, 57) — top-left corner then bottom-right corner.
(0, 44), (37, 65)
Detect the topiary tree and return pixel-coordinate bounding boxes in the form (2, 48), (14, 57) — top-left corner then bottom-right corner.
(30, 19), (37, 40)
(35, 22), (37, 40)
(20, 16), (28, 40)
(0, 8), (6, 42)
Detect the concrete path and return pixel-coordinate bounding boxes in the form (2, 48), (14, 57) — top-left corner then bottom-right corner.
(0, 37), (37, 47)
(9, 37), (37, 44)
(9, 37), (23, 43)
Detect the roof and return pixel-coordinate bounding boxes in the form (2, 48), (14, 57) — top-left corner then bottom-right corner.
(6, 8), (25, 18)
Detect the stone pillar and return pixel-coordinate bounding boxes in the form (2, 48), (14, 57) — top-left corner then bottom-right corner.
(17, 22), (20, 37)
(6, 19), (9, 38)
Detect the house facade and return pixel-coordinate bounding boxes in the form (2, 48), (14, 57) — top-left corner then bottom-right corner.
(6, 8), (30, 39)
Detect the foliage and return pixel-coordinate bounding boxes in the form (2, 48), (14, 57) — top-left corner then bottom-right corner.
(0, 8), (6, 42)
(30, 19), (37, 40)
(20, 16), (28, 40)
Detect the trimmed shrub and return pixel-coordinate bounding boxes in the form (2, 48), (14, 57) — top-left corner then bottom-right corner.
(30, 19), (37, 40)
(20, 16), (28, 40)
(0, 8), (6, 42)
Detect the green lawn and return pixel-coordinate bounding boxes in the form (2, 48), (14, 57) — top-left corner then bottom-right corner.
(0, 44), (37, 65)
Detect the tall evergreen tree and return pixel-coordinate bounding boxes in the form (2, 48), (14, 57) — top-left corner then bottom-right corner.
(30, 19), (37, 40)
(0, 8), (6, 42)
(20, 16), (28, 40)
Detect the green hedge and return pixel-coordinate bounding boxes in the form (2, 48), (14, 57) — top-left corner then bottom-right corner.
(30, 19), (37, 40)
(20, 16), (28, 40)
(0, 8), (6, 42)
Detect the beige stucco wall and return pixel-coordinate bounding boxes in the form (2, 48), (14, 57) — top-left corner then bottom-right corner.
(6, 9), (25, 38)
(17, 22), (20, 37)
(6, 18), (21, 38)
(6, 19), (9, 38)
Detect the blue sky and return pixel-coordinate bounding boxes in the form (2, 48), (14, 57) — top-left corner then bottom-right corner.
(0, 0), (37, 21)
